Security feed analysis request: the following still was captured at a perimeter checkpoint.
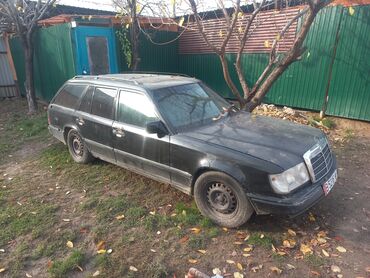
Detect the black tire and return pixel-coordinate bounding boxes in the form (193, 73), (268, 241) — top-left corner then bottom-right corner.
(194, 171), (254, 228)
(67, 129), (94, 164)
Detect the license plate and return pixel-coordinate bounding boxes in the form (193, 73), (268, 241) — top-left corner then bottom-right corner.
(323, 169), (337, 196)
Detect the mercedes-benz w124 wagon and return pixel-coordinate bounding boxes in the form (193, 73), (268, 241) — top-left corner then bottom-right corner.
(48, 74), (337, 228)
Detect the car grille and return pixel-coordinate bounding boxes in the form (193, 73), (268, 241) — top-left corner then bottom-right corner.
(303, 138), (333, 182)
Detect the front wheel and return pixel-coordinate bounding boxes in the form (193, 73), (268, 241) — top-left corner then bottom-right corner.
(67, 129), (94, 164)
(194, 171), (254, 228)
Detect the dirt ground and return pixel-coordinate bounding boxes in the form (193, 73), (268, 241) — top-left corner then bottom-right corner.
(0, 98), (369, 278)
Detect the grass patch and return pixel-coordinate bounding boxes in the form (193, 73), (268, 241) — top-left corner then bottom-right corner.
(95, 195), (130, 223)
(124, 206), (147, 227)
(39, 144), (72, 170)
(188, 234), (208, 249)
(49, 250), (85, 278)
(144, 214), (173, 231)
(144, 260), (169, 278)
(174, 202), (203, 226)
(247, 233), (274, 249)
(0, 201), (58, 246)
(304, 254), (326, 268)
(0, 111), (48, 161)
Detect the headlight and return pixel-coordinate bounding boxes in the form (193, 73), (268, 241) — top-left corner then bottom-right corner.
(269, 162), (310, 194)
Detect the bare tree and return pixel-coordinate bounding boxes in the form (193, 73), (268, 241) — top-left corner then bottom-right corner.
(0, 0), (56, 114)
(187, 0), (332, 111)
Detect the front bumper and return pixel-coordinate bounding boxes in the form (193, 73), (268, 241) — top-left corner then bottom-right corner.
(249, 157), (337, 217)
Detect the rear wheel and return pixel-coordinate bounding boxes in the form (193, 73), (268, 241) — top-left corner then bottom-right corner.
(194, 171), (254, 228)
(67, 129), (94, 164)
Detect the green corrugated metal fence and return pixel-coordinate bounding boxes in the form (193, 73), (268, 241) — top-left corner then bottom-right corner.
(179, 5), (370, 121)
(115, 30), (179, 73)
(9, 23), (75, 101)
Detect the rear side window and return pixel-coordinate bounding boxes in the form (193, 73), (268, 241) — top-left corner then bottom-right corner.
(91, 87), (117, 119)
(53, 84), (87, 109)
(79, 86), (94, 113)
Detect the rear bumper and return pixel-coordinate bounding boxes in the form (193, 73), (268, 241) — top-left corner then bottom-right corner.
(249, 158), (337, 217)
(48, 125), (65, 143)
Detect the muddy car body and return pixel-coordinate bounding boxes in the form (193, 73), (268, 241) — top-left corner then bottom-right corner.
(48, 74), (337, 227)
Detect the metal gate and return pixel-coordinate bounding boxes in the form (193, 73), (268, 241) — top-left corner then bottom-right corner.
(0, 36), (18, 98)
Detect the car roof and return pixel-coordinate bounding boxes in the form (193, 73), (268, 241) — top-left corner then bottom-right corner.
(68, 73), (198, 90)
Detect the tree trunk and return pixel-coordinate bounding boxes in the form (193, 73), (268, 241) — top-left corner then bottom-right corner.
(130, 0), (140, 71)
(23, 39), (37, 114)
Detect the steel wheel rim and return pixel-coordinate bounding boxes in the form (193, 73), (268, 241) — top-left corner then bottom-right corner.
(71, 134), (83, 157)
(206, 182), (237, 214)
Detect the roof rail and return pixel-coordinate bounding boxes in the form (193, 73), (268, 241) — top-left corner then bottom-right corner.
(125, 71), (191, 78)
(72, 75), (139, 85)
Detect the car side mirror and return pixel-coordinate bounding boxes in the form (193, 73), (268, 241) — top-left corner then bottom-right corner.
(146, 121), (169, 138)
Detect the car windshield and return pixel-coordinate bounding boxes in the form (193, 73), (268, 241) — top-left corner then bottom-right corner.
(152, 82), (232, 132)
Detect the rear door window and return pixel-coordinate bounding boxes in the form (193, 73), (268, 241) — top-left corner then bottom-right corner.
(91, 87), (117, 119)
(79, 86), (94, 113)
(117, 90), (158, 128)
(53, 84), (87, 109)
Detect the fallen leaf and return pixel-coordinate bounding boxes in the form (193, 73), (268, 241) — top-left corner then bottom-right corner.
(97, 249), (107, 254)
(234, 241), (243, 245)
(271, 244), (277, 252)
(149, 211), (156, 215)
(336, 246), (346, 253)
(66, 241), (74, 248)
(270, 266), (282, 274)
(308, 212), (316, 221)
(317, 237), (327, 244)
(283, 239), (296, 248)
(92, 270), (100, 276)
(96, 241), (105, 250)
(260, 234), (265, 239)
(237, 262), (243, 270)
(331, 265), (341, 273)
(286, 264), (295, 270)
(129, 266), (138, 272)
(212, 268), (221, 275)
(222, 227), (228, 232)
(179, 235), (189, 243)
(322, 249), (329, 257)
(62, 219), (71, 222)
(190, 227), (202, 234)
(0, 268), (5, 273)
(65, 191), (71, 195)
(150, 249), (156, 253)
(242, 253), (251, 257)
(226, 259), (235, 264)
(234, 272), (244, 278)
(115, 214), (125, 220)
(243, 246), (253, 252)
(300, 243), (313, 255)
(317, 231), (327, 238)
(276, 251), (286, 256)
(311, 270), (320, 276)
(76, 265), (83, 272)
(349, 6), (355, 15)
(244, 234), (250, 241)
(188, 259), (198, 264)
(0, 249), (4, 253)
(107, 249), (112, 254)
(26, 273), (32, 277)
(287, 229), (296, 237)
(156, 231), (161, 235)
(197, 249), (206, 254)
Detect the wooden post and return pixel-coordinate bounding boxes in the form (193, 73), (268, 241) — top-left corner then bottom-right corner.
(4, 33), (20, 97)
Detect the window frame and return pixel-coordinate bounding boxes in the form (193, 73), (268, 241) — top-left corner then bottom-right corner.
(90, 86), (118, 120)
(78, 85), (95, 114)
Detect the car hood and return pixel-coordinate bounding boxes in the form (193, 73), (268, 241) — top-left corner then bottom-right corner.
(183, 111), (325, 170)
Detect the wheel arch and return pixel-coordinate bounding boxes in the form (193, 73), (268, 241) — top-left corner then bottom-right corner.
(191, 161), (249, 195)
(63, 124), (79, 143)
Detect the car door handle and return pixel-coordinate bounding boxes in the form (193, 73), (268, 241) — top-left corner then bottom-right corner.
(76, 118), (85, 126)
(112, 127), (125, 138)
